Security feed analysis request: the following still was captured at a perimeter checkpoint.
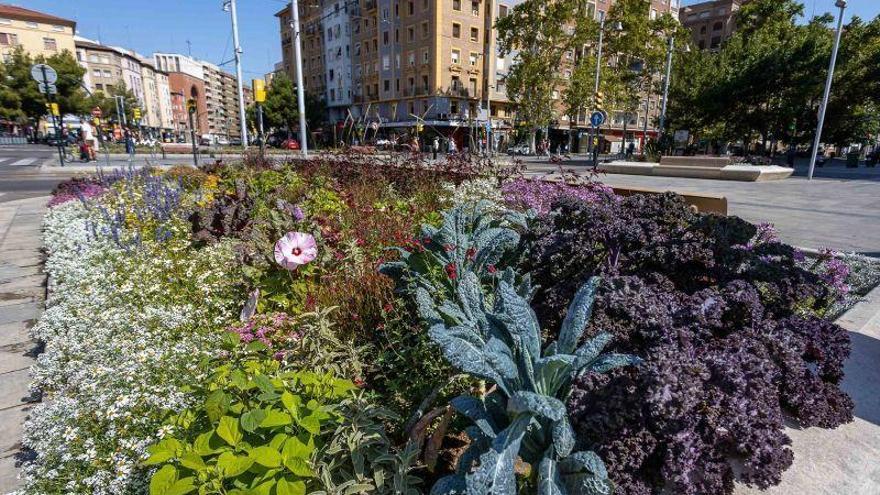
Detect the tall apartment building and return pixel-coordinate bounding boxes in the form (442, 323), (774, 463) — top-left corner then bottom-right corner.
(154, 52), (249, 143)
(276, 0), (679, 151)
(277, 0), (519, 148)
(76, 37), (174, 136)
(0, 4), (75, 61)
(680, 0), (742, 51)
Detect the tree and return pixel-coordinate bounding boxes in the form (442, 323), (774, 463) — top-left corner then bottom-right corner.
(0, 47), (87, 121)
(85, 82), (139, 125)
(497, 0), (584, 152)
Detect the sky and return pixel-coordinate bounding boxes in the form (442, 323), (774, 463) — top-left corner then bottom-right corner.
(682, 0), (879, 22)
(24, 0), (288, 77)
(23, 0), (880, 77)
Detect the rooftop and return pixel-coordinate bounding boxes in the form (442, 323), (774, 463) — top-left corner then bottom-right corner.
(0, 4), (76, 27)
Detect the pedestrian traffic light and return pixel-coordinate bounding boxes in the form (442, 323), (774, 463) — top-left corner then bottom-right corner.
(252, 79), (266, 103)
(594, 91), (605, 112)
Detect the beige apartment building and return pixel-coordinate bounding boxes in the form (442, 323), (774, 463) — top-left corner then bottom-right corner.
(276, 0), (679, 151)
(0, 4), (75, 61)
(680, 0), (742, 51)
(76, 37), (175, 136)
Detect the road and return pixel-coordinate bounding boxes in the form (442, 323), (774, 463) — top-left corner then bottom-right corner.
(0, 145), (75, 203)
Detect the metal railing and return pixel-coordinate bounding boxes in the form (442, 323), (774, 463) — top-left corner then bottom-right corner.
(0, 136), (27, 145)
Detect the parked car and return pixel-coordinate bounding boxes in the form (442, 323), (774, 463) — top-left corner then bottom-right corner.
(507, 143), (531, 156)
(229, 138), (242, 146)
(280, 138), (301, 150)
(215, 137), (230, 146)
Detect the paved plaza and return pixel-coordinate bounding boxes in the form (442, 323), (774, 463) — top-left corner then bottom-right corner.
(522, 158), (880, 256)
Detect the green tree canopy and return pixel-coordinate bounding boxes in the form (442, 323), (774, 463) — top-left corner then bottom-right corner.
(0, 47), (88, 121)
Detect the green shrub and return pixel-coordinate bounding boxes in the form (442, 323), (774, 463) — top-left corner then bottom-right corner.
(145, 359), (356, 495)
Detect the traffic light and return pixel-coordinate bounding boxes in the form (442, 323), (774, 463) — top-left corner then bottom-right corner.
(416, 123), (424, 133)
(252, 79), (266, 103)
(133, 107), (142, 121)
(186, 99), (197, 115)
(594, 91), (605, 112)
(46, 102), (60, 117)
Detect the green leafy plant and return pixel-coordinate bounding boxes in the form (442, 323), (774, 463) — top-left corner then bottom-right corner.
(144, 359), (356, 495)
(382, 203), (640, 494)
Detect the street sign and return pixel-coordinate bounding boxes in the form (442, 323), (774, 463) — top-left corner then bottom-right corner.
(38, 83), (58, 95)
(252, 79), (266, 103)
(30, 63), (58, 84)
(590, 111), (606, 128)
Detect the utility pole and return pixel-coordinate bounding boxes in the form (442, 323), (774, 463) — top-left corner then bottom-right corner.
(290, 0), (309, 157)
(224, 0), (249, 148)
(658, 36), (674, 147)
(808, 0), (847, 180)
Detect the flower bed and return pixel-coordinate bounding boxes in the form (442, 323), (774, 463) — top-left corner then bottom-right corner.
(19, 155), (863, 495)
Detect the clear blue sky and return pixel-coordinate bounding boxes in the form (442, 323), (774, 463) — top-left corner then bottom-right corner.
(24, 0), (880, 77)
(683, 0), (879, 22)
(23, 0), (288, 77)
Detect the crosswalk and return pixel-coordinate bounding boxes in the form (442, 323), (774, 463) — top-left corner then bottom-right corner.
(4, 158), (38, 166)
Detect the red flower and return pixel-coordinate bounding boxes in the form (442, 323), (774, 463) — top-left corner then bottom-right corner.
(353, 377), (367, 388)
(466, 247), (477, 260)
(444, 243), (455, 252)
(487, 264), (497, 274)
(445, 263), (458, 280)
(383, 303), (394, 312)
(422, 236), (432, 246)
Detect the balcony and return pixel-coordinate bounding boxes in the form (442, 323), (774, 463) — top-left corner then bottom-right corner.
(444, 86), (479, 99)
(401, 86), (432, 97)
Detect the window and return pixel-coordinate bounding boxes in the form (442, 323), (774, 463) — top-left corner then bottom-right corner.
(469, 52), (478, 66)
(93, 69), (102, 78)
(408, 51), (415, 66)
(384, 79), (390, 91)
(422, 49), (429, 63)
(422, 21), (429, 38)
(713, 22), (723, 31)
(52, 24), (65, 32)
(451, 75), (461, 89)
(472, 1), (479, 15)
(43, 37), (58, 51)
(408, 1), (414, 15)
(383, 31), (389, 45)
(470, 27), (478, 42)
(499, 5), (508, 17)
(710, 36), (721, 49)
(451, 49), (460, 65)
(382, 54), (390, 70)
(453, 0), (461, 10)
(408, 26), (414, 41)
(25, 21), (37, 28)
(650, 9), (657, 20)
(0, 33), (18, 46)
(452, 23), (460, 38)
(700, 26), (706, 34)
(95, 83), (103, 91)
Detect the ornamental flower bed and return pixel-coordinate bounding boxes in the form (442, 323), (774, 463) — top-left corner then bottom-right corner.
(19, 153), (867, 495)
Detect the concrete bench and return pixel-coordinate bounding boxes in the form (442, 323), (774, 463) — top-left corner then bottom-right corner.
(660, 156), (732, 168)
(161, 143), (197, 154)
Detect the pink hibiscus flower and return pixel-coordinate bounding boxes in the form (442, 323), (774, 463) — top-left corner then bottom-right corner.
(274, 232), (318, 270)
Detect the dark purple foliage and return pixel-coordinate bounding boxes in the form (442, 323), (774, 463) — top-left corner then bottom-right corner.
(48, 178), (106, 207)
(522, 194), (853, 495)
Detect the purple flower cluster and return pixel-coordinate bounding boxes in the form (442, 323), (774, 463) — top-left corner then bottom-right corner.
(500, 177), (615, 215)
(48, 183), (107, 208)
(522, 193), (852, 495)
(227, 313), (304, 359)
(817, 249), (851, 298)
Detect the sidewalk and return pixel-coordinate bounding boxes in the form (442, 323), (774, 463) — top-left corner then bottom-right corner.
(737, 283), (880, 494)
(0, 197), (46, 491)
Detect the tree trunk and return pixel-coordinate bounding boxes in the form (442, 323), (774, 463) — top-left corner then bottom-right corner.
(529, 129), (537, 154)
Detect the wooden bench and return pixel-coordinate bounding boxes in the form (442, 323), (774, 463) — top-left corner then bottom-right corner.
(611, 185), (728, 215)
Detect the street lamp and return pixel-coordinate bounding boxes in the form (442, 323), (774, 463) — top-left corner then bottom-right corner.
(658, 36), (689, 147)
(808, 0), (847, 180)
(289, 0), (309, 156)
(591, 13), (623, 154)
(223, 0), (248, 149)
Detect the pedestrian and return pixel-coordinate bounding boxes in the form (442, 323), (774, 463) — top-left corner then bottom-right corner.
(627, 141), (635, 159)
(448, 138), (457, 154)
(432, 136), (439, 160)
(80, 119), (98, 161)
(124, 127), (135, 156)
